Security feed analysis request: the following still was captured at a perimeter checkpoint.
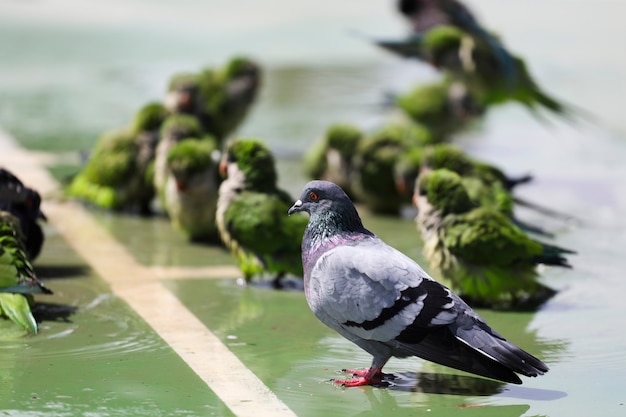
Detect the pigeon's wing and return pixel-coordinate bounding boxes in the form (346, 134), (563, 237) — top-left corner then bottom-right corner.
(392, 293), (548, 384)
(308, 237), (457, 343)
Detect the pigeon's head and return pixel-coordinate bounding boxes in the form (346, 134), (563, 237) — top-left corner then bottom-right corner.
(415, 168), (472, 216)
(288, 181), (366, 231)
(288, 180), (346, 215)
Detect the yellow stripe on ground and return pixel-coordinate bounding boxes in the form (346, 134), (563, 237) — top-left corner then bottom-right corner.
(0, 128), (298, 417)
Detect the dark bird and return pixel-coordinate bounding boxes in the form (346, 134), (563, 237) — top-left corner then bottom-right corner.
(374, 26), (578, 121)
(396, 0), (517, 89)
(0, 168), (47, 260)
(288, 180), (549, 386)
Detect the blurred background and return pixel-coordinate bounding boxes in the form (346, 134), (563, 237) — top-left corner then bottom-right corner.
(1, 0), (625, 416)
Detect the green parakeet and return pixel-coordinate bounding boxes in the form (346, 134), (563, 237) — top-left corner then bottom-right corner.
(420, 144), (563, 234)
(0, 211), (52, 334)
(395, 77), (485, 141)
(376, 25), (575, 120)
(164, 57), (261, 142)
(414, 169), (574, 309)
(152, 113), (204, 197)
(397, 0), (517, 89)
(161, 137), (223, 243)
(67, 102), (169, 214)
(216, 138), (307, 288)
(304, 123), (364, 201)
(352, 122), (434, 215)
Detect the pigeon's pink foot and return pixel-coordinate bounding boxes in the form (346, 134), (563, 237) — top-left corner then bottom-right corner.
(333, 367), (391, 387)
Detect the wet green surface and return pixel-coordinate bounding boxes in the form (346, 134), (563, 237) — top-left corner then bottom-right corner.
(0, 231), (235, 416)
(167, 278), (568, 417)
(1, 1), (626, 416)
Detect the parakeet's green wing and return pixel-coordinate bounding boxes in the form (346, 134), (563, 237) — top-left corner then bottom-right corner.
(0, 293), (38, 334)
(441, 207), (542, 267)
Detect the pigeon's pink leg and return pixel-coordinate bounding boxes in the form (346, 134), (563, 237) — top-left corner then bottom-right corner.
(333, 367), (391, 387)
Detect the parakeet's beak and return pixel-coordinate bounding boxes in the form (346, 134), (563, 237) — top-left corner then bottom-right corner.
(175, 179), (187, 191)
(287, 200), (303, 215)
(395, 178), (407, 197)
(412, 193), (419, 210)
(219, 160), (228, 178)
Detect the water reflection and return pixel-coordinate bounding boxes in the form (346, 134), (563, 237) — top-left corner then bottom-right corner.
(388, 371), (505, 394)
(32, 302), (79, 324)
(351, 387), (532, 417)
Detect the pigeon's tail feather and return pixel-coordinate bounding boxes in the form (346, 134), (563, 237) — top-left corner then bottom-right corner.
(456, 322), (549, 379)
(396, 326), (528, 384)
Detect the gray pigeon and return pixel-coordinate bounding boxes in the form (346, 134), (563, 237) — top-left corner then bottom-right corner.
(288, 180), (548, 387)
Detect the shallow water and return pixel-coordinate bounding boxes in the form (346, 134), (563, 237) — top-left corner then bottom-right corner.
(1, 0), (626, 416)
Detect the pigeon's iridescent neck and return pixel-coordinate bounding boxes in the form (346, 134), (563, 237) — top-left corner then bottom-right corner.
(302, 209), (373, 277)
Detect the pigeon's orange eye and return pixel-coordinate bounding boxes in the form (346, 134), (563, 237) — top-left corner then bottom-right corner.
(309, 191), (319, 201)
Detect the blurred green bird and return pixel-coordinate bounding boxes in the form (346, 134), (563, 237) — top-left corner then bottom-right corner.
(166, 57), (262, 143)
(420, 144), (566, 235)
(304, 123), (365, 201)
(152, 113), (205, 199)
(376, 25), (574, 120)
(0, 211), (52, 334)
(396, 0), (517, 89)
(161, 137), (223, 243)
(216, 138), (307, 288)
(67, 102), (168, 215)
(414, 169), (574, 309)
(352, 122), (435, 215)
(394, 77), (485, 141)
(396, 144), (553, 236)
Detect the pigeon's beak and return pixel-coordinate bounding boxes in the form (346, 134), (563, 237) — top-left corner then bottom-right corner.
(287, 199), (303, 215)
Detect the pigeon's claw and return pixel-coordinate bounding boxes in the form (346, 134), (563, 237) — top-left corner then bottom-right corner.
(333, 367), (392, 387)
(341, 368), (370, 377)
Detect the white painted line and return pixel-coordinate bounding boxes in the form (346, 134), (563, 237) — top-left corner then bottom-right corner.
(149, 265), (242, 280)
(0, 129), (298, 417)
